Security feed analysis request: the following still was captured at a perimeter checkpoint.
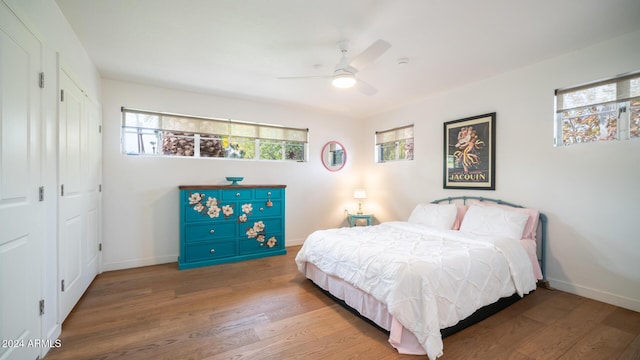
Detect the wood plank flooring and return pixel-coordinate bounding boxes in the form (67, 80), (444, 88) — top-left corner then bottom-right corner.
(44, 246), (640, 360)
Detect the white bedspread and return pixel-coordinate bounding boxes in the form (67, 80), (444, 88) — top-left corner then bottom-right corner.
(295, 222), (536, 360)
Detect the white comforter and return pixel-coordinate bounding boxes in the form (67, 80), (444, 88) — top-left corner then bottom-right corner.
(295, 222), (536, 360)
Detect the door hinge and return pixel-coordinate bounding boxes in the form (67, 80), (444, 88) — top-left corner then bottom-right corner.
(39, 72), (44, 89)
(99, 125), (102, 134)
(60, 89), (64, 102)
(39, 186), (44, 202)
(99, 243), (102, 251)
(99, 184), (102, 192)
(61, 279), (65, 292)
(39, 299), (45, 316)
(61, 184), (64, 196)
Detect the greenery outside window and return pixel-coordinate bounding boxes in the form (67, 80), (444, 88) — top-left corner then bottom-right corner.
(122, 108), (308, 161)
(375, 124), (414, 162)
(555, 72), (640, 146)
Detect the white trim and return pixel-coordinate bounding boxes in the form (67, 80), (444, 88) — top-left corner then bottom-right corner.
(549, 277), (640, 312)
(101, 255), (178, 272)
(285, 238), (305, 247)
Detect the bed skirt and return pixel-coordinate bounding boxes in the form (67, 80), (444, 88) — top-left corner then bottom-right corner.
(305, 262), (427, 354)
(305, 262), (525, 355)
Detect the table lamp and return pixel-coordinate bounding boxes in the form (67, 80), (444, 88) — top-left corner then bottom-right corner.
(353, 189), (367, 215)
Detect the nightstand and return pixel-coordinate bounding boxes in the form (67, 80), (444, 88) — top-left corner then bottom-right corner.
(348, 214), (373, 227)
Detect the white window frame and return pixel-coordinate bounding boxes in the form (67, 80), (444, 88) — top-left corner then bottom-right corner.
(121, 108), (308, 161)
(555, 71), (640, 146)
(375, 124), (414, 162)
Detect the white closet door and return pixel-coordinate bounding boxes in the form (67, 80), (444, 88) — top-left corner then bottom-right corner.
(84, 97), (101, 287)
(58, 66), (96, 322)
(0, 3), (43, 360)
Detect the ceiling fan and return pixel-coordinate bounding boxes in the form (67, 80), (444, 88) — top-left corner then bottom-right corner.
(277, 39), (391, 96)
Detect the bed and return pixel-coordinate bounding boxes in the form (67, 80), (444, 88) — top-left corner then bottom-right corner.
(295, 196), (547, 360)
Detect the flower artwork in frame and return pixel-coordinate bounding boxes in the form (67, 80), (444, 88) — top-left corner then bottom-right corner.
(443, 112), (496, 190)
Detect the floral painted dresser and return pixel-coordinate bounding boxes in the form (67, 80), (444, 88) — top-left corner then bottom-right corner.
(178, 185), (286, 270)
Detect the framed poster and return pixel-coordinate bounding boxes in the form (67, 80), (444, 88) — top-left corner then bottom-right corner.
(443, 112), (496, 190)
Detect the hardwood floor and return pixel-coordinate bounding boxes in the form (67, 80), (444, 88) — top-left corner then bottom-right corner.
(45, 246), (640, 360)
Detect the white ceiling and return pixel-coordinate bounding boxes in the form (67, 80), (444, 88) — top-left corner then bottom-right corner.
(56, 0), (640, 118)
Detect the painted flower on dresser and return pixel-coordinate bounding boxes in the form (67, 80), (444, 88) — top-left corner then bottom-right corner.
(265, 236), (277, 248)
(207, 205), (220, 218)
(188, 192), (203, 205)
(245, 221), (278, 248)
(221, 205), (234, 217)
(188, 193), (234, 219)
(238, 203), (253, 223)
(246, 220), (265, 237)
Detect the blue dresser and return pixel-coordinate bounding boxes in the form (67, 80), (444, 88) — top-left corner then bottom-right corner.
(178, 185), (286, 270)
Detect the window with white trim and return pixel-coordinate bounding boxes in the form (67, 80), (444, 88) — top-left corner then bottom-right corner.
(555, 72), (640, 146)
(375, 124), (414, 162)
(121, 108), (308, 161)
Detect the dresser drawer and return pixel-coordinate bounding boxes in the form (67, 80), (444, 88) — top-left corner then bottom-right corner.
(222, 188), (253, 200)
(184, 221), (236, 242)
(184, 241), (236, 262)
(239, 234), (283, 254)
(255, 188), (282, 199)
(247, 199), (282, 218)
(183, 199), (237, 223)
(183, 189), (220, 203)
(240, 217), (283, 236)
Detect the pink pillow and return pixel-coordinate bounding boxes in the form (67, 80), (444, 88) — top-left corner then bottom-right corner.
(452, 205), (468, 230)
(467, 200), (539, 240)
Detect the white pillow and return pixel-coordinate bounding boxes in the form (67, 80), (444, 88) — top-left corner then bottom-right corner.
(459, 204), (529, 240)
(407, 203), (457, 230)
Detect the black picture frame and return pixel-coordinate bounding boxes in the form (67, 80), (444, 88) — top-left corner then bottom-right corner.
(443, 112), (496, 190)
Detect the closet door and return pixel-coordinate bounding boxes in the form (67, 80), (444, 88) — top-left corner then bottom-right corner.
(58, 65), (100, 322)
(0, 3), (43, 360)
(85, 98), (102, 287)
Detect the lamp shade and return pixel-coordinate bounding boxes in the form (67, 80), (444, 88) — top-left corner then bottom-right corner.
(353, 190), (367, 199)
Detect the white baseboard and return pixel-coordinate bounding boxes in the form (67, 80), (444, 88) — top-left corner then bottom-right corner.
(101, 241), (306, 272)
(40, 323), (61, 359)
(101, 237), (307, 272)
(46, 323), (61, 341)
(101, 255), (177, 272)
(548, 277), (640, 312)
(286, 237), (305, 246)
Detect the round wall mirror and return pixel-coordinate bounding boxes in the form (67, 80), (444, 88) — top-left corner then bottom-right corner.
(321, 141), (347, 172)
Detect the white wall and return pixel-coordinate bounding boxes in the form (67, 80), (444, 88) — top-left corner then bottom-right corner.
(101, 79), (363, 270)
(358, 30), (640, 311)
(3, 0), (102, 349)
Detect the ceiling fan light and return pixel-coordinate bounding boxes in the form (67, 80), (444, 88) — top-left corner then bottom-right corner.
(332, 74), (356, 88)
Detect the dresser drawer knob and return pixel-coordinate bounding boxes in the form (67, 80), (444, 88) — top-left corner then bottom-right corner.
(259, 207), (264, 211)
(236, 192), (240, 197)
(210, 248), (216, 254)
(209, 229), (215, 234)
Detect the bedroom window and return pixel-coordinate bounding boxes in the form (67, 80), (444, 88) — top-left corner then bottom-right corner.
(121, 108), (308, 161)
(554, 71), (640, 146)
(375, 124), (414, 162)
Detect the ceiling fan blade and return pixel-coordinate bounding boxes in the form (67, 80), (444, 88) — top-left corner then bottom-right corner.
(276, 75), (333, 80)
(355, 79), (378, 96)
(348, 39), (391, 72)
